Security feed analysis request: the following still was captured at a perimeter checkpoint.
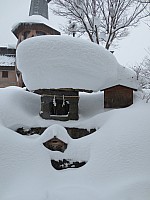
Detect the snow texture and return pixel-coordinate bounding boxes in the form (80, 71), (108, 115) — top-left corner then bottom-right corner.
(0, 55), (15, 66)
(17, 35), (138, 91)
(0, 87), (150, 200)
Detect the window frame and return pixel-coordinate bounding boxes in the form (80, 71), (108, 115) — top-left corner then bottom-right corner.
(2, 71), (8, 78)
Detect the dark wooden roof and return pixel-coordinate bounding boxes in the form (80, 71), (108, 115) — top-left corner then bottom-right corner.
(101, 84), (137, 91)
(12, 22), (60, 38)
(34, 88), (93, 95)
(0, 47), (16, 55)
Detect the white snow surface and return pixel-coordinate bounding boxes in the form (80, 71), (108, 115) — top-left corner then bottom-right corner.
(17, 36), (138, 91)
(0, 55), (15, 66)
(0, 86), (150, 200)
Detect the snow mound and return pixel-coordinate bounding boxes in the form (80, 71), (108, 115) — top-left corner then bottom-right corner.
(39, 124), (70, 144)
(0, 87), (150, 199)
(17, 35), (138, 91)
(0, 55), (15, 66)
(101, 64), (138, 90)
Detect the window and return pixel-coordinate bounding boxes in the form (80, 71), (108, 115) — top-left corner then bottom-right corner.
(2, 71), (8, 78)
(50, 96), (69, 116)
(36, 31), (46, 36)
(23, 31), (30, 39)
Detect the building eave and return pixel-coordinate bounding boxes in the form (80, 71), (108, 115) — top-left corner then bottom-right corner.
(100, 84), (138, 91)
(12, 22), (60, 38)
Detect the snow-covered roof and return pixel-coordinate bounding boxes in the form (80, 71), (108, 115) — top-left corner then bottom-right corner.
(12, 15), (58, 33)
(17, 35), (138, 91)
(100, 65), (138, 90)
(0, 55), (15, 66)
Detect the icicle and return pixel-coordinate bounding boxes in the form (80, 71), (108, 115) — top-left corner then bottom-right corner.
(62, 95), (65, 107)
(53, 95), (56, 107)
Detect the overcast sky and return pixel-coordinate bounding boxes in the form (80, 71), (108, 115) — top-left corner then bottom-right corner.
(0, 0), (149, 66)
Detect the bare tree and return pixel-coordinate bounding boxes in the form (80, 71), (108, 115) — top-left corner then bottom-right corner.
(132, 48), (150, 89)
(51, 0), (149, 49)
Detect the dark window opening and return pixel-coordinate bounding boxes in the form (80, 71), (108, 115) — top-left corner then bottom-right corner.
(23, 31), (30, 39)
(49, 96), (69, 116)
(43, 137), (67, 152)
(51, 159), (86, 170)
(2, 71), (8, 78)
(36, 31), (46, 36)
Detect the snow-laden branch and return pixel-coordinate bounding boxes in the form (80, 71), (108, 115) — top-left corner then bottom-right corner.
(51, 0), (149, 49)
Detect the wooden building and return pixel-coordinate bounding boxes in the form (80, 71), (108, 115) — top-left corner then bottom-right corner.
(12, 22), (60, 47)
(0, 47), (17, 88)
(43, 136), (67, 152)
(102, 85), (137, 108)
(11, 0), (60, 87)
(12, 0), (60, 46)
(35, 88), (79, 121)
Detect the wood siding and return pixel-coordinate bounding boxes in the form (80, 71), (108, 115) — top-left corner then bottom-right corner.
(0, 66), (17, 87)
(36, 89), (79, 121)
(104, 85), (133, 108)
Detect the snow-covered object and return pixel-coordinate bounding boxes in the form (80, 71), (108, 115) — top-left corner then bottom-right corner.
(39, 124), (70, 144)
(0, 87), (150, 200)
(0, 87), (105, 130)
(17, 35), (138, 91)
(101, 64), (138, 90)
(0, 55), (15, 66)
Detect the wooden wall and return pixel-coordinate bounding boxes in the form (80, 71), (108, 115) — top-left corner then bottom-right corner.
(36, 89), (79, 121)
(104, 85), (133, 108)
(0, 66), (17, 87)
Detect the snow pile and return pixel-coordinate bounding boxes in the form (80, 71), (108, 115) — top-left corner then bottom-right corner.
(101, 64), (138, 90)
(0, 87), (150, 200)
(0, 55), (15, 66)
(0, 87), (150, 199)
(39, 124), (70, 144)
(0, 87), (107, 130)
(17, 36), (138, 91)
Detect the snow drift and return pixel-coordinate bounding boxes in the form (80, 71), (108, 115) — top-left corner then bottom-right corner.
(0, 87), (150, 200)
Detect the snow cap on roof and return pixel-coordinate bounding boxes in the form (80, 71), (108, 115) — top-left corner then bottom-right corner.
(39, 124), (70, 144)
(12, 15), (54, 33)
(17, 35), (138, 91)
(0, 55), (15, 67)
(100, 65), (138, 90)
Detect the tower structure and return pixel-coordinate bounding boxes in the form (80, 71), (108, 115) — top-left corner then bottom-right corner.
(29, 0), (49, 19)
(11, 0), (60, 87)
(12, 0), (60, 46)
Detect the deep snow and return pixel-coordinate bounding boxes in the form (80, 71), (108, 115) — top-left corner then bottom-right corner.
(17, 36), (138, 91)
(0, 87), (150, 200)
(0, 32), (149, 200)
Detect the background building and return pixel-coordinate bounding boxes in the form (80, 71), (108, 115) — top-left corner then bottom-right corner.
(0, 0), (60, 88)
(0, 47), (17, 87)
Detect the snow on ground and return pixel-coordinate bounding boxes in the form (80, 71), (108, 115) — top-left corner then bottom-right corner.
(17, 36), (138, 91)
(0, 86), (150, 200)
